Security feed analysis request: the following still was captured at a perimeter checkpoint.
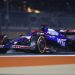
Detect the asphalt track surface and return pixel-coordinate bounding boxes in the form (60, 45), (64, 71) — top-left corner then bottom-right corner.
(5, 51), (75, 55)
(0, 49), (75, 55)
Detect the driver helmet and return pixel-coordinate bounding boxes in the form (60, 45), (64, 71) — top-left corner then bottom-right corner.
(41, 24), (48, 32)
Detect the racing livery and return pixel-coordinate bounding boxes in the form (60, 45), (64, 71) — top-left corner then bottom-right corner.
(0, 25), (74, 54)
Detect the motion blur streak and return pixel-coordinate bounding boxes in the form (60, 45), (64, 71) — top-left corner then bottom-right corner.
(0, 64), (75, 74)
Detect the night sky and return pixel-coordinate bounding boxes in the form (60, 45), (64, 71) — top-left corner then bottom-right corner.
(0, 0), (75, 12)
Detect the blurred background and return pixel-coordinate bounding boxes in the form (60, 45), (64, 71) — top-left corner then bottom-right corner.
(0, 0), (75, 38)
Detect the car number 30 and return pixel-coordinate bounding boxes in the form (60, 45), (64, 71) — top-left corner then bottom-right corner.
(57, 38), (67, 46)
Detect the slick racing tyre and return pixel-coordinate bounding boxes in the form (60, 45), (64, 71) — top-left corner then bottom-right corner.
(31, 36), (46, 54)
(37, 36), (46, 53)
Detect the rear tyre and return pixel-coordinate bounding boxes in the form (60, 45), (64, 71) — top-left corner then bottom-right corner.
(37, 36), (46, 53)
(31, 36), (46, 54)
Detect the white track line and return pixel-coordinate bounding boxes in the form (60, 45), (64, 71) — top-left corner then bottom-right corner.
(0, 55), (75, 57)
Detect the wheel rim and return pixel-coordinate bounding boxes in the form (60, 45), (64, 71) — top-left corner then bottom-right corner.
(37, 36), (46, 53)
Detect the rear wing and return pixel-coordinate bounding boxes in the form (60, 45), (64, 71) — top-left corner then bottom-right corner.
(59, 29), (75, 35)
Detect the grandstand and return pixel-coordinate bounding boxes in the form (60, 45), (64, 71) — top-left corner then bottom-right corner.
(0, 0), (75, 38)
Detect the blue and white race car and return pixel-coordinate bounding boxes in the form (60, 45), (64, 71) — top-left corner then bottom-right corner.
(0, 25), (74, 54)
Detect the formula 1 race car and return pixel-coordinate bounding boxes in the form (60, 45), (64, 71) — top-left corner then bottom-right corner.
(0, 25), (75, 54)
